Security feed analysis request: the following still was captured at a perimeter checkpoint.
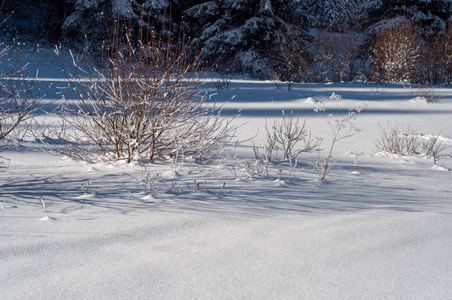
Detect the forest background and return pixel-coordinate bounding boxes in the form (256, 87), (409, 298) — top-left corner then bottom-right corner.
(2, 0), (452, 84)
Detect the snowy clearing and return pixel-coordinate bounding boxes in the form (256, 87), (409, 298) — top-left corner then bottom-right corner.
(1, 73), (452, 299)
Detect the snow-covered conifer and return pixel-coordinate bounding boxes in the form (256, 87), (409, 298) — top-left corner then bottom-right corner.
(361, 0), (452, 38)
(62, 0), (171, 46)
(307, 0), (360, 32)
(185, 0), (310, 78)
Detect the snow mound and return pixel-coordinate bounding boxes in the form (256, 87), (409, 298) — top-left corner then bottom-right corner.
(304, 97), (320, 104)
(408, 96), (429, 103)
(431, 165), (449, 172)
(39, 216), (57, 221)
(418, 134), (452, 144)
(329, 92), (342, 100)
(74, 193), (97, 199)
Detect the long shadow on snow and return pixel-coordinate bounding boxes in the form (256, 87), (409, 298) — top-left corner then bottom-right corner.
(0, 170), (154, 214)
(233, 107), (452, 118)
(1, 133), (451, 217)
(2, 159), (449, 217)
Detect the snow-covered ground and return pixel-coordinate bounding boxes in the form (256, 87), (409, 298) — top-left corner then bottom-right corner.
(1, 55), (452, 298)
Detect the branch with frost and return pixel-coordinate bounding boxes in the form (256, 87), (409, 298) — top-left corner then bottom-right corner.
(314, 103), (362, 180)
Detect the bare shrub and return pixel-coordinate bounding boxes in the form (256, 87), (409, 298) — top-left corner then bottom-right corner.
(422, 133), (450, 165)
(213, 72), (233, 90)
(44, 16), (235, 163)
(0, 4), (46, 153)
(422, 26), (452, 84)
(315, 107), (362, 180)
(370, 22), (422, 83)
(265, 111), (320, 162)
(439, 27), (452, 83)
(264, 120), (280, 162)
(407, 85), (442, 103)
(270, 27), (309, 91)
(309, 30), (360, 82)
(375, 123), (420, 155)
(0, 1), (12, 27)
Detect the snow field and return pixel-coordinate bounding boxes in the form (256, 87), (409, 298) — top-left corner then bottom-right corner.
(1, 79), (452, 299)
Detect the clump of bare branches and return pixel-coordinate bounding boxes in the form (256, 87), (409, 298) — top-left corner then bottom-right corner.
(422, 133), (450, 165)
(421, 26), (452, 85)
(370, 22), (422, 83)
(375, 123), (420, 155)
(314, 106), (362, 180)
(309, 30), (361, 83)
(407, 85), (442, 103)
(264, 111), (320, 162)
(42, 15), (235, 163)
(0, 4), (46, 154)
(375, 123), (451, 165)
(270, 26), (309, 91)
(213, 71), (233, 90)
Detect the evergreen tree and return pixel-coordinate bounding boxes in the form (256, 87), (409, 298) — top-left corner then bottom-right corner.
(61, 0), (173, 46)
(307, 0), (360, 32)
(0, 0), (68, 42)
(361, 0), (452, 38)
(185, 0), (310, 77)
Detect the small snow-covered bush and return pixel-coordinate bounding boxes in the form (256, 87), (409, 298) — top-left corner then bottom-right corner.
(212, 72), (233, 90)
(265, 111), (320, 162)
(407, 85), (442, 103)
(375, 123), (420, 155)
(46, 17), (235, 163)
(375, 123), (450, 165)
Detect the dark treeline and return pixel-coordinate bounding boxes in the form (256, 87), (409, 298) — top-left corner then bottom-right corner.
(1, 0), (452, 84)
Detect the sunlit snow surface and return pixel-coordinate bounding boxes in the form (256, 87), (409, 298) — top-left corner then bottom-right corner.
(1, 55), (452, 298)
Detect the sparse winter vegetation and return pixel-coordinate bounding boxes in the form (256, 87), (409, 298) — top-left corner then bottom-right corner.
(315, 105), (362, 180)
(41, 18), (235, 163)
(375, 123), (420, 156)
(422, 132), (451, 165)
(2, 1), (452, 299)
(0, 3), (47, 153)
(264, 111), (320, 162)
(0, 49), (41, 152)
(407, 85), (442, 103)
(310, 30), (362, 82)
(375, 123), (451, 165)
(370, 22), (422, 83)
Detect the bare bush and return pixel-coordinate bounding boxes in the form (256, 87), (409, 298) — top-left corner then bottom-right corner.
(370, 22), (422, 83)
(265, 111), (320, 162)
(309, 30), (361, 82)
(375, 123), (420, 155)
(212, 72), (233, 90)
(438, 27), (452, 83)
(43, 17), (235, 163)
(375, 123), (450, 164)
(315, 107), (362, 180)
(270, 27), (309, 90)
(422, 27), (452, 84)
(0, 5), (45, 153)
(407, 85), (442, 103)
(422, 133), (450, 165)
(264, 120), (279, 162)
